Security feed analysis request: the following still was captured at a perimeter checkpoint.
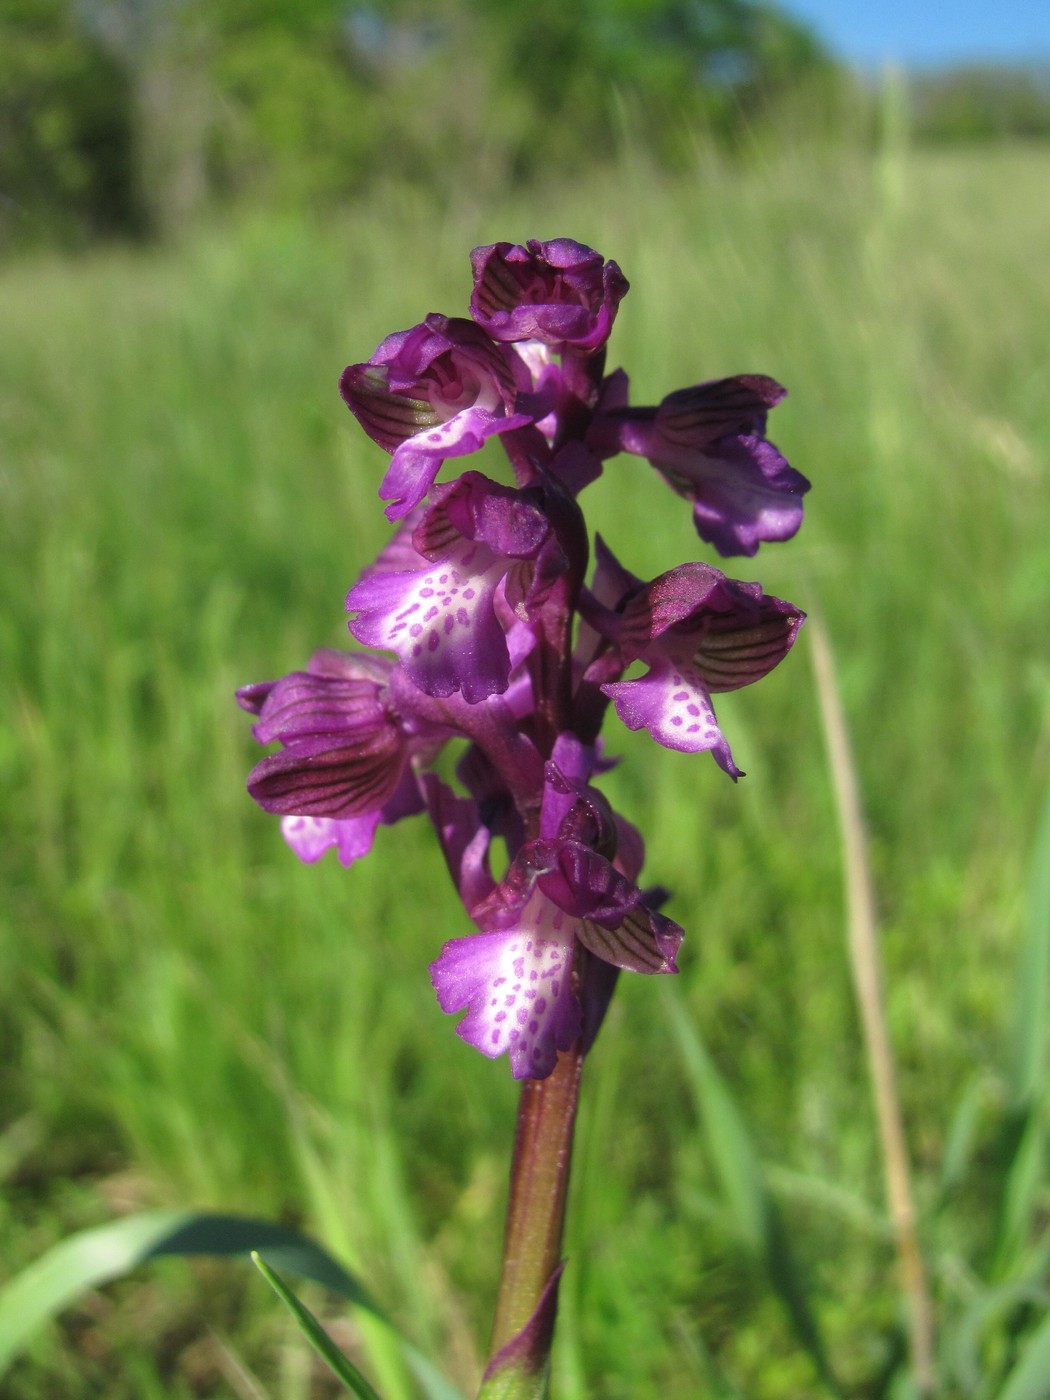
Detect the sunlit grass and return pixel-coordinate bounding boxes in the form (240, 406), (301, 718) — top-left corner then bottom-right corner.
(2, 141), (1049, 1397)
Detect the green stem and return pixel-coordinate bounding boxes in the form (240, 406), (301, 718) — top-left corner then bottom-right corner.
(489, 1042), (584, 1354)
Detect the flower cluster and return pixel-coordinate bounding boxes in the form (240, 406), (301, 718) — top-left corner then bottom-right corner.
(240, 239), (807, 1080)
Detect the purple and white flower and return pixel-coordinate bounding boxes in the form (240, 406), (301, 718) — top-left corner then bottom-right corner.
(346, 472), (565, 704)
(470, 239), (629, 357)
(590, 374), (810, 556)
(238, 649), (437, 867)
(430, 750), (682, 1078)
(242, 235), (809, 1080)
(602, 561), (805, 776)
(340, 314), (535, 520)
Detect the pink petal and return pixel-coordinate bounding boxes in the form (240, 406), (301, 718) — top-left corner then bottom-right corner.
(347, 538), (510, 702)
(280, 812), (381, 868)
(430, 894), (582, 1079)
(603, 658), (741, 777)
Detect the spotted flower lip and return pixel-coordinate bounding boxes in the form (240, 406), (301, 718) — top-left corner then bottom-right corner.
(430, 757), (682, 1079)
(430, 913), (581, 1080)
(430, 851), (681, 1078)
(340, 313), (534, 520)
(469, 239), (629, 355)
(590, 375), (810, 557)
(601, 561), (805, 776)
(345, 472), (563, 704)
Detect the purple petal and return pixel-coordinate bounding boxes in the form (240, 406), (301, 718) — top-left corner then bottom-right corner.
(346, 537), (511, 703)
(414, 471), (552, 563)
(533, 839), (638, 923)
(693, 609), (806, 693)
(249, 670), (388, 746)
(383, 315), (519, 402)
(246, 728), (408, 816)
(686, 435), (809, 558)
(430, 902), (581, 1079)
(549, 732), (597, 785)
(613, 560), (730, 658)
(341, 315), (535, 520)
(236, 679), (275, 715)
(656, 376), (786, 446)
(378, 406), (529, 522)
(280, 811), (381, 868)
(596, 378), (809, 557)
(616, 562), (803, 686)
(340, 316), (519, 446)
(538, 755), (617, 855)
(378, 446), (447, 522)
(339, 362), (434, 454)
(469, 239), (628, 354)
(603, 659), (742, 777)
(575, 902), (682, 975)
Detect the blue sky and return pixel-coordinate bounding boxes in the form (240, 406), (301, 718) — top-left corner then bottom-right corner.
(777, 0), (1050, 69)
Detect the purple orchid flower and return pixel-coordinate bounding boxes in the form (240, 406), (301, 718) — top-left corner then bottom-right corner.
(590, 374), (810, 557)
(470, 239), (629, 357)
(346, 472), (566, 704)
(430, 741), (683, 1079)
(600, 560), (805, 777)
(238, 649), (439, 867)
(242, 235), (809, 1086)
(238, 233), (815, 1397)
(340, 314), (535, 521)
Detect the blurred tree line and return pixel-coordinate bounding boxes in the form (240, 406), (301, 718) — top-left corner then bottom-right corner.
(1, 0), (835, 247)
(909, 62), (1050, 143)
(2, 0), (1048, 251)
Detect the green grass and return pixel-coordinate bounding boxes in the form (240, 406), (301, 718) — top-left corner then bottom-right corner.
(2, 140), (1049, 1398)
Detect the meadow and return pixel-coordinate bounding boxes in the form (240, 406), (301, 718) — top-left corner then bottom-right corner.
(2, 138), (1049, 1398)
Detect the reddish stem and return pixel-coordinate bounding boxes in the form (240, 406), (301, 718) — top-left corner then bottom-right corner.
(489, 1042), (584, 1352)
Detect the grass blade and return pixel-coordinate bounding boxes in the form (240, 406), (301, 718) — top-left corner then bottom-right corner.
(252, 1251), (383, 1398)
(1007, 783), (1050, 1109)
(0, 1209), (378, 1378)
(660, 982), (840, 1395)
(997, 1306), (1050, 1400)
(936, 1072), (985, 1206)
(809, 614), (935, 1394)
(992, 783), (1050, 1278)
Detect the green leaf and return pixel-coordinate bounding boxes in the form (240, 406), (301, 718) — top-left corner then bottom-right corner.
(252, 1251), (383, 1398)
(0, 1209), (376, 1380)
(992, 783), (1050, 1277)
(660, 983), (842, 1397)
(936, 1071), (986, 1205)
(1007, 783), (1050, 1110)
(949, 1279), (1050, 1394)
(400, 1348), (469, 1400)
(993, 1117), (1047, 1280)
(999, 1306), (1050, 1400)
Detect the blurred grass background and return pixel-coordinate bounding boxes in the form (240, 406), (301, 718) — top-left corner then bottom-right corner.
(2, 3), (1050, 1397)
